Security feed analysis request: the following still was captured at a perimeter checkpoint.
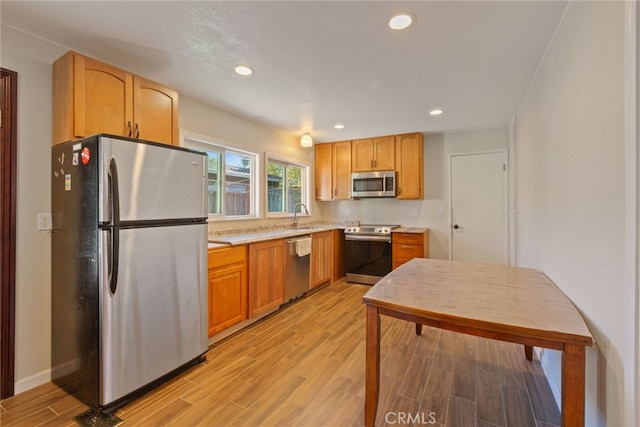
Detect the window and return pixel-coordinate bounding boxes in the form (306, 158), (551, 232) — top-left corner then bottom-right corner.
(266, 156), (309, 217)
(184, 135), (259, 219)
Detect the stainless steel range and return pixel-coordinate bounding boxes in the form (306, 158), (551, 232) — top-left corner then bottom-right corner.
(344, 224), (400, 285)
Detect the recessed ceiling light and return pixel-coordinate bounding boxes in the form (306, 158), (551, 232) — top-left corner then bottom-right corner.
(334, 124), (345, 129)
(389, 13), (415, 30)
(429, 108), (444, 116)
(234, 65), (253, 76)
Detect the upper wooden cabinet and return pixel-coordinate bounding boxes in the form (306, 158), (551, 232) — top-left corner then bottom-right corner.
(314, 141), (351, 200)
(395, 133), (424, 199)
(333, 141), (352, 199)
(352, 136), (395, 172)
(52, 51), (179, 146)
(314, 143), (333, 200)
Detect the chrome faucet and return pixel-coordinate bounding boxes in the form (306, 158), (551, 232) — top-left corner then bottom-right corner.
(292, 203), (309, 228)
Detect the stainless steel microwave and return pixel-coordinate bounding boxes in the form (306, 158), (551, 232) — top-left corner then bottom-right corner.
(351, 170), (396, 198)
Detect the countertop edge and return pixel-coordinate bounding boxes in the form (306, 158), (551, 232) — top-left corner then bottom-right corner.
(209, 226), (340, 246)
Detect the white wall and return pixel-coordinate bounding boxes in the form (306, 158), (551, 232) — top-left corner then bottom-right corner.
(1, 24), (67, 392)
(179, 96), (321, 233)
(317, 127), (510, 260)
(515, 2), (626, 425)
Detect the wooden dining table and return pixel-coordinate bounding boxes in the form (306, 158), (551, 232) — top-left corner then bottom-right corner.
(362, 258), (594, 427)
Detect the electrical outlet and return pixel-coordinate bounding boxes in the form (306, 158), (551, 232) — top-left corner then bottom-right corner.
(38, 213), (53, 231)
(438, 205), (445, 214)
(410, 209), (418, 217)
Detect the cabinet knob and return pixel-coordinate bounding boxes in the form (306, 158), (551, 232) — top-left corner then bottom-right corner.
(134, 123), (141, 138)
(127, 121), (132, 137)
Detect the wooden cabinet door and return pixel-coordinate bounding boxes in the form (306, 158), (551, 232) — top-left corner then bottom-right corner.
(332, 141), (352, 199)
(77, 55), (134, 139)
(133, 76), (179, 146)
(208, 261), (247, 336)
(310, 231), (332, 289)
(352, 136), (395, 171)
(351, 138), (374, 172)
(373, 136), (395, 170)
(249, 239), (285, 318)
(315, 143), (333, 200)
(331, 229), (346, 282)
(53, 52), (134, 144)
(395, 133), (424, 199)
(208, 246), (248, 337)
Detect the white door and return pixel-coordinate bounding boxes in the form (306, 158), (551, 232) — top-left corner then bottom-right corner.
(450, 150), (507, 264)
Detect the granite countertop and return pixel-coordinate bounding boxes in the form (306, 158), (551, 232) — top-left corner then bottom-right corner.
(209, 225), (337, 246)
(208, 242), (230, 249)
(393, 227), (429, 233)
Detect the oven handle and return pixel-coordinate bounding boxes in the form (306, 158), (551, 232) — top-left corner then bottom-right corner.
(345, 234), (391, 243)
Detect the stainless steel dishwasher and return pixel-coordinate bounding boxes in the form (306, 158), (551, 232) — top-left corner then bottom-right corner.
(285, 235), (311, 301)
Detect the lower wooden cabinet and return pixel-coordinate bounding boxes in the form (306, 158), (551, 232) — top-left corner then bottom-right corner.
(208, 230), (339, 337)
(310, 231), (332, 289)
(249, 239), (285, 318)
(207, 245), (248, 337)
(392, 229), (429, 270)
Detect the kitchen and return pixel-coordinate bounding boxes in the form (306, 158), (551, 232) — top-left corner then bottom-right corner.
(0, 1), (638, 427)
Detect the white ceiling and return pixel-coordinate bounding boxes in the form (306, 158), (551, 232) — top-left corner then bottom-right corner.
(1, 1), (568, 143)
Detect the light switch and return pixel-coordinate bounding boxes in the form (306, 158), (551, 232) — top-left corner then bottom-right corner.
(38, 213), (53, 231)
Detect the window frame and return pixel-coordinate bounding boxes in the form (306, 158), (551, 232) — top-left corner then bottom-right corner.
(183, 132), (260, 221)
(265, 153), (311, 219)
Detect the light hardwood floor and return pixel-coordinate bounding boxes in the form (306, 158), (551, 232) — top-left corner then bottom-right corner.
(1, 280), (560, 426)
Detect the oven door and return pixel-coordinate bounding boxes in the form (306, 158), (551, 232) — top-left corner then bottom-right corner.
(344, 235), (392, 285)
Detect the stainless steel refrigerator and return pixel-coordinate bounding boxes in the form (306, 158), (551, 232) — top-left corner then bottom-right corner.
(51, 134), (208, 413)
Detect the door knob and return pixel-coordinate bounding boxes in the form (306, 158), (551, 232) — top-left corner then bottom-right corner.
(453, 224), (462, 229)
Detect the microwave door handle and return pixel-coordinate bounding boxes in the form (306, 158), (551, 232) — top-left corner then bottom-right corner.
(383, 175), (387, 195)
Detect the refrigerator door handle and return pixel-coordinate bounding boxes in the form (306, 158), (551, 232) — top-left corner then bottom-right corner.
(108, 158), (120, 295)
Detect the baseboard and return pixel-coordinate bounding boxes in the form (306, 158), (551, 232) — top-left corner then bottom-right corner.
(14, 368), (51, 395)
(535, 347), (561, 410)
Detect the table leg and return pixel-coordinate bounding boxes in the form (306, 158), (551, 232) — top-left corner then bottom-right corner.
(365, 305), (381, 427)
(415, 323), (422, 336)
(524, 345), (533, 361)
(561, 344), (586, 427)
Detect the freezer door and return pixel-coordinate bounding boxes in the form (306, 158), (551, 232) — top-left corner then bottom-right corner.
(99, 223), (208, 405)
(98, 136), (207, 223)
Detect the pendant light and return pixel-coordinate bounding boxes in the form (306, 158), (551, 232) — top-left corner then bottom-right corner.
(300, 132), (313, 148)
